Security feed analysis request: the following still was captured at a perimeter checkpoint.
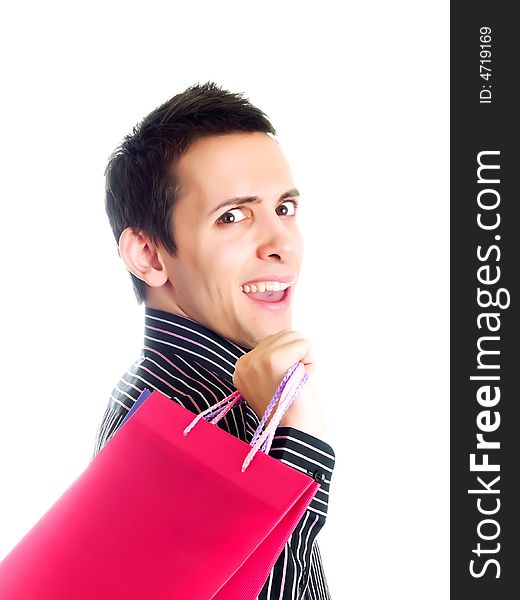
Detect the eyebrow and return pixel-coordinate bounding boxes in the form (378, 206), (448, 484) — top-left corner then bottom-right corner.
(209, 187), (300, 217)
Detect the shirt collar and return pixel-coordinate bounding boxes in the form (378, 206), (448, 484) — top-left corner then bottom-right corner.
(143, 308), (249, 386)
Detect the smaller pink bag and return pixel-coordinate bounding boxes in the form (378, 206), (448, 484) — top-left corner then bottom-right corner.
(0, 363), (318, 599)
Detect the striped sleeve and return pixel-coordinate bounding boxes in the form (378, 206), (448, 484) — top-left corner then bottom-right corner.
(268, 427), (335, 518)
(304, 543), (332, 599)
(92, 398), (131, 457)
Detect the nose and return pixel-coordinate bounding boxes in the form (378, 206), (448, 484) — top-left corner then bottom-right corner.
(256, 212), (300, 263)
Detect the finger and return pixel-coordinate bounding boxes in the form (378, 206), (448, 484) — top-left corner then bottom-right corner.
(270, 339), (313, 368)
(303, 362), (316, 376)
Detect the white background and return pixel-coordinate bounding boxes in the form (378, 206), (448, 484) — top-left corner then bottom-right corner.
(0, 1), (449, 598)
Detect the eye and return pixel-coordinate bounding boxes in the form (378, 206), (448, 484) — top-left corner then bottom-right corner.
(276, 199), (298, 216)
(216, 207), (248, 225)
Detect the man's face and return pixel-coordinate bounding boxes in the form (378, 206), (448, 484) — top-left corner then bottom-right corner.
(157, 132), (303, 349)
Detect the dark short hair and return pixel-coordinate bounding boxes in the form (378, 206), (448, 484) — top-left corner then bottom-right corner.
(105, 82), (277, 303)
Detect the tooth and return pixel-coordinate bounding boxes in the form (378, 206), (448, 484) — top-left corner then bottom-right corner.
(242, 281), (293, 293)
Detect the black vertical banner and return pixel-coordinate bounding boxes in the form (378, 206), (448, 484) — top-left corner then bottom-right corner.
(451, 3), (519, 598)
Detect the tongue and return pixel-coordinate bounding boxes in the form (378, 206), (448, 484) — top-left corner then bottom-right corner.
(246, 290), (285, 303)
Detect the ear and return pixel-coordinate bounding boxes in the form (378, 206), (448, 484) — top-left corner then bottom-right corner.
(118, 228), (169, 288)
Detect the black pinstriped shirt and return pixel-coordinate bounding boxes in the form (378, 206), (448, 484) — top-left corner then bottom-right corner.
(94, 308), (335, 599)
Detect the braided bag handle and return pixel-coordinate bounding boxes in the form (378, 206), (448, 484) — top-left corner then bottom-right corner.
(183, 362), (308, 472)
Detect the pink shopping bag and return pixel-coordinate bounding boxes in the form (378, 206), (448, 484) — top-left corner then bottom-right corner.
(0, 363), (318, 599)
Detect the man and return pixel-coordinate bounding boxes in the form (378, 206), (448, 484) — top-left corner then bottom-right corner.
(95, 82), (335, 599)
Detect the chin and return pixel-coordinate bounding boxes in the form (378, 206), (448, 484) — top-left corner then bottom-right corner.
(251, 321), (292, 348)
(236, 306), (293, 348)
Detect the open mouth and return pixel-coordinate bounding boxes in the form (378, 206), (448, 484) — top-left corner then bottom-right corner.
(240, 281), (293, 305)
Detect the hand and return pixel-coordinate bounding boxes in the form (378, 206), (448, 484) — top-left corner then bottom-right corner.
(232, 330), (324, 438)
